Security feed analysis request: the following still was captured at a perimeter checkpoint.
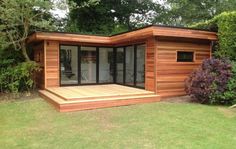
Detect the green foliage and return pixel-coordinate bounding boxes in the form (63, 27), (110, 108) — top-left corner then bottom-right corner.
(0, 47), (25, 62)
(191, 11), (236, 60)
(212, 61), (236, 105)
(0, 0), (56, 61)
(66, 0), (236, 33)
(216, 12), (236, 59)
(156, 0), (236, 26)
(0, 61), (40, 93)
(66, 0), (161, 35)
(0, 45), (38, 94)
(0, 0), (58, 93)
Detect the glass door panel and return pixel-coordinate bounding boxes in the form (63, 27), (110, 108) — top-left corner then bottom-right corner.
(116, 48), (124, 84)
(136, 44), (145, 88)
(125, 46), (134, 86)
(60, 44), (145, 88)
(60, 45), (78, 85)
(80, 47), (97, 84)
(99, 48), (114, 83)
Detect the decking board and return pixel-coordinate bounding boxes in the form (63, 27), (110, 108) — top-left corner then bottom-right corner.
(39, 84), (160, 112)
(46, 84), (154, 100)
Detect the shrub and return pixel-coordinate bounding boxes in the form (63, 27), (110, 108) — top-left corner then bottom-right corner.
(0, 61), (40, 93)
(213, 61), (236, 105)
(185, 58), (232, 105)
(190, 11), (236, 60)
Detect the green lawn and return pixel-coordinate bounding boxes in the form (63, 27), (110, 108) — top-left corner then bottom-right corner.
(0, 98), (235, 149)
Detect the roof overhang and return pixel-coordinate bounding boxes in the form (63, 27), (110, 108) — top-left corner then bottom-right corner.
(27, 25), (217, 45)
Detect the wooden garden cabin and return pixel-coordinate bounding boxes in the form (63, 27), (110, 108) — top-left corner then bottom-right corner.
(28, 25), (217, 112)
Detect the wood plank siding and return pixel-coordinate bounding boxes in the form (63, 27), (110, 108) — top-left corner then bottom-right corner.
(33, 42), (45, 89)
(145, 37), (156, 92)
(44, 41), (60, 88)
(155, 37), (211, 97)
(29, 25), (217, 98)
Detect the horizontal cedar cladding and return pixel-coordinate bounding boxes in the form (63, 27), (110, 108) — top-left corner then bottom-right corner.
(155, 37), (212, 97)
(152, 26), (217, 40)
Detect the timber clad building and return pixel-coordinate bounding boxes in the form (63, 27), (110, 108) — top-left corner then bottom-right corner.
(28, 25), (217, 112)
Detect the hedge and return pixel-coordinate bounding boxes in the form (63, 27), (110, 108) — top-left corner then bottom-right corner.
(190, 11), (236, 60)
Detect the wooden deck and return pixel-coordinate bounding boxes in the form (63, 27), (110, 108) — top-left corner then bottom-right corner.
(39, 84), (160, 112)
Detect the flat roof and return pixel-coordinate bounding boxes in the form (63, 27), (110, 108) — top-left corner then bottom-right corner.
(110, 24), (216, 36)
(27, 25), (217, 45)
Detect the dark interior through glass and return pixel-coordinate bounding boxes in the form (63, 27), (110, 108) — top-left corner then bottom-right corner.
(177, 51), (194, 62)
(60, 44), (145, 88)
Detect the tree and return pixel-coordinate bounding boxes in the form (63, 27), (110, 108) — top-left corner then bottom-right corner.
(154, 0), (236, 26)
(0, 0), (55, 61)
(66, 0), (114, 34)
(66, 0), (161, 34)
(112, 0), (160, 30)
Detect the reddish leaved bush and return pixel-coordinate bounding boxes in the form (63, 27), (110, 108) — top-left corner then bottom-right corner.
(185, 58), (232, 104)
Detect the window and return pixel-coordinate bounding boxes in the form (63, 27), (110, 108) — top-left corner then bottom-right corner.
(177, 51), (194, 62)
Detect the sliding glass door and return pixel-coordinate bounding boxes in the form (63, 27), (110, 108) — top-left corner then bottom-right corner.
(60, 45), (114, 85)
(99, 48), (114, 83)
(115, 44), (145, 88)
(125, 46), (134, 86)
(80, 47), (97, 84)
(116, 48), (124, 84)
(60, 45), (79, 85)
(60, 44), (145, 88)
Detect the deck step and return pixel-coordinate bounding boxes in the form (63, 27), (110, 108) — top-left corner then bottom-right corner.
(46, 88), (155, 101)
(39, 90), (160, 112)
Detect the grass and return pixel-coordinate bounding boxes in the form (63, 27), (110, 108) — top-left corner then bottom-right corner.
(0, 98), (236, 149)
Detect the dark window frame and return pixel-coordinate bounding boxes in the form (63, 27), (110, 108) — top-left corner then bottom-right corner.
(98, 47), (115, 84)
(59, 43), (146, 89)
(59, 45), (80, 86)
(177, 51), (195, 62)
(116, 43), (146, 89)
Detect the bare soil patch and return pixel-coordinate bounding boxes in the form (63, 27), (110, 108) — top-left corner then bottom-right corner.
(163, 95), (198, 103)
(0, 91), (39, 102)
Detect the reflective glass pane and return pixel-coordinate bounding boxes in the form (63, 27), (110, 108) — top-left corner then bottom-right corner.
(136, 44), (145, 88)
(99, 48), (114, 83)
(116, 48), (124, 84)
(125, 46), (134, 86)
(81, 47), (97, 84)
(60, 45), (78, 85)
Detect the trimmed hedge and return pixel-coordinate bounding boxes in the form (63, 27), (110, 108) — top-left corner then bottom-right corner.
(191, 11), (236, 60)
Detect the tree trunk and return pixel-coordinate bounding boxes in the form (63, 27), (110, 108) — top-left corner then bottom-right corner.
(126, 16), (132, 31)
(21, 41), (30, 62)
